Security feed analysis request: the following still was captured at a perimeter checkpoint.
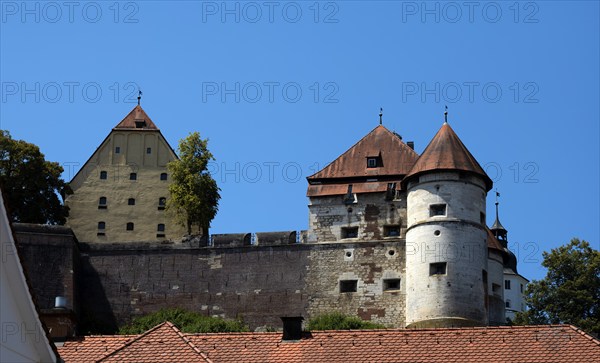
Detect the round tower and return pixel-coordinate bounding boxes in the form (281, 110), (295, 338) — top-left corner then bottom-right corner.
(403, 117), (493, 328)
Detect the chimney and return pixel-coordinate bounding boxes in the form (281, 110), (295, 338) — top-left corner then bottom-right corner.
(407, 141), (414, 150)
(281, 317), (304, 341)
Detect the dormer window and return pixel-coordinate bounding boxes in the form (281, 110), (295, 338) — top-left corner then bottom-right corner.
(367, 157), (378, 168)
(134, 119), (146, 128)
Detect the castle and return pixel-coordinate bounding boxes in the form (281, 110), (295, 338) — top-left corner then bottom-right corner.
(14, 105), (527, 335)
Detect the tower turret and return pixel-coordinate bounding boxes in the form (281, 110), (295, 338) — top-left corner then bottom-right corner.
(403, 116), (493, 328)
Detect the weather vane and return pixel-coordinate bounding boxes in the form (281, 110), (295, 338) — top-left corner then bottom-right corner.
(137, 90), (143, 106)
(379, 107), (383, 125)
(444, 105), (448, 123)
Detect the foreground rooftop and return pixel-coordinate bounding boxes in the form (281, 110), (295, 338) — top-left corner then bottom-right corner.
(58, 323), (600, 362)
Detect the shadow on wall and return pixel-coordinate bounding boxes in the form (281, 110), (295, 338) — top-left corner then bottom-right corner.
(78, 255), (120, 334)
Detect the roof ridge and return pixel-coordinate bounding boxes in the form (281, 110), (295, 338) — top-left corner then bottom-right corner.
(166, 322), (214, 363)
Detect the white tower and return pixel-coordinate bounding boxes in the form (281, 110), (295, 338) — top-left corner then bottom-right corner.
(403, 116), (493, 328)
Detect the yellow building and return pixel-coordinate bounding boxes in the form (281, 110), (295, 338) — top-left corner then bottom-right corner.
(66, 105), (187, 242)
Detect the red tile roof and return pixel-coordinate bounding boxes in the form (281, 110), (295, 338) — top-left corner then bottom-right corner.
(486, 227), (504, 252)
(113, 105), (159, 130)
(307, 125), (419, 181)
(58, 335), (134, 362)
(404, 122), (493, 191)
(58, 324), (600, 363)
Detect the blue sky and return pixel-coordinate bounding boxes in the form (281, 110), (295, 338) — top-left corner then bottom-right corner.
(1, 1), (598, 282)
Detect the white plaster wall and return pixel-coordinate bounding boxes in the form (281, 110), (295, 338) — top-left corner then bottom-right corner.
(504, 272), (528, 321)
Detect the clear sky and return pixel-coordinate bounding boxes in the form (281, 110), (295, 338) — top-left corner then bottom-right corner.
(1, 1), (598, 282)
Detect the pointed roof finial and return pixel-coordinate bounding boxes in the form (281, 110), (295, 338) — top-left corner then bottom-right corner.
(379, 108), (383, 125)
(444, 105), (448, 124)
(137, 90), (143, 106)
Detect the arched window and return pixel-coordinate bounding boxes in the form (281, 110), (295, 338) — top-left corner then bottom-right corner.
(128, 198), (135, 205)
(98, 197), (107, 209)
(126, 222), (134, 231)
(98, 222), (105, 230)
(129, 173), (137, 181)
(100, 171), (107, 180)
(160, 173), (168, 181)
(158, 197), (166, 210)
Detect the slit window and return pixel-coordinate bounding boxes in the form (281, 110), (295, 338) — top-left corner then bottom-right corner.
(128, 198), (135, 206)
(158, 197), (166, 210)
(100, 171), (107, 180)
(430, 204), (446, 217)
(157, 224), (165, 237)
(129, 173), (137, 181)
(505, 300), (511, 308)
(339, 280), (358, 293)
(429, 262), (447, 276)
(505, 280), (511, 290)
(383, 278), (401, 291)
(98, 197), (107, 209)
(160, 173), (168, 181)
(126, 222), (134, 231)
(341, 227), (358, 239)
(97, 222), (106, 236)
(384, 225), (400, 237)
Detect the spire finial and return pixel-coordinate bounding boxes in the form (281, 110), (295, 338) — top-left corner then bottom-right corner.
(444, 105), (448, 123)
(495, 189), (500, 215)
(137, 90), (142, 106)
(379, 107), (383, 125)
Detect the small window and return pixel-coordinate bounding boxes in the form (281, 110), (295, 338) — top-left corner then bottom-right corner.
(430, 204), (446, 217)
(115, 146), (121, 154)
(126, 222), (134, 231)
(505, 280), (511, 290)
(98, 197), (107, 209)
(367, 157), (378, 168)
(97, 222), (106, 236)
(492, 283), (501, 295)
(135, 120), (146, 128)
(384, 225), (400, 237)
(100, 171), (107, 180)
(506, 300), (511, 308)
(157, 224), (165, 232)
(339, 280), (358, 293)
(160, 173), (168, 181)
(341, 227), (358, 239)
(128, 198), (135, 206)
(158, 197), (166, 210)
(429, 262), (447, 276)
(130, 173), (137, 181)
(146, 147), (151, 154)
(520, 283), (524, 293)
(383, 278), (400, 291)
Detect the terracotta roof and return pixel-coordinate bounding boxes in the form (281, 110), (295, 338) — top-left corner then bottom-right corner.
(307, 179), (403, 197)
(113, 105), (159, 130)
(404, 122), (493, 191)
(307, 125), (419, 181)
(58, 335), (134, 362)
(58, 324), (600, 362)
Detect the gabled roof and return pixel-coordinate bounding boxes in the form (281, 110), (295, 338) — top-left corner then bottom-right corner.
(307, 125), (419, 181)
(404, 122), (493, 191)
(113, 105), (159, 130)
(95, 322), (211, 363)
(58, 324), (600, 363)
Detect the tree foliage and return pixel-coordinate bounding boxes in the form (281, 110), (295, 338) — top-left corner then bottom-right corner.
(514, 238), (600, 336)
(307, 312), (386, 330)
(0, 130), (70, 224)
(167, 132), (220, 235)
(118, 308), (249, 334)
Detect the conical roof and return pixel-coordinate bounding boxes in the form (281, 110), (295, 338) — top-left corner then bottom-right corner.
(113, 105), (159, 130)
(307, 125), (419, 181)
(404, 122), (493, 191)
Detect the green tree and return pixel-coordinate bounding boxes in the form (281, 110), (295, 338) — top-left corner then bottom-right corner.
(514, 239), (600, 336)
(307, 312), (386, 330)
(118, 308), (249, 334)
(167, 132), (220, 235)
(0, 130), (70, 224)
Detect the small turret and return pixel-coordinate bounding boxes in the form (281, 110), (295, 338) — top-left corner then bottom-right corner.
(490, 191), (508, 246)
